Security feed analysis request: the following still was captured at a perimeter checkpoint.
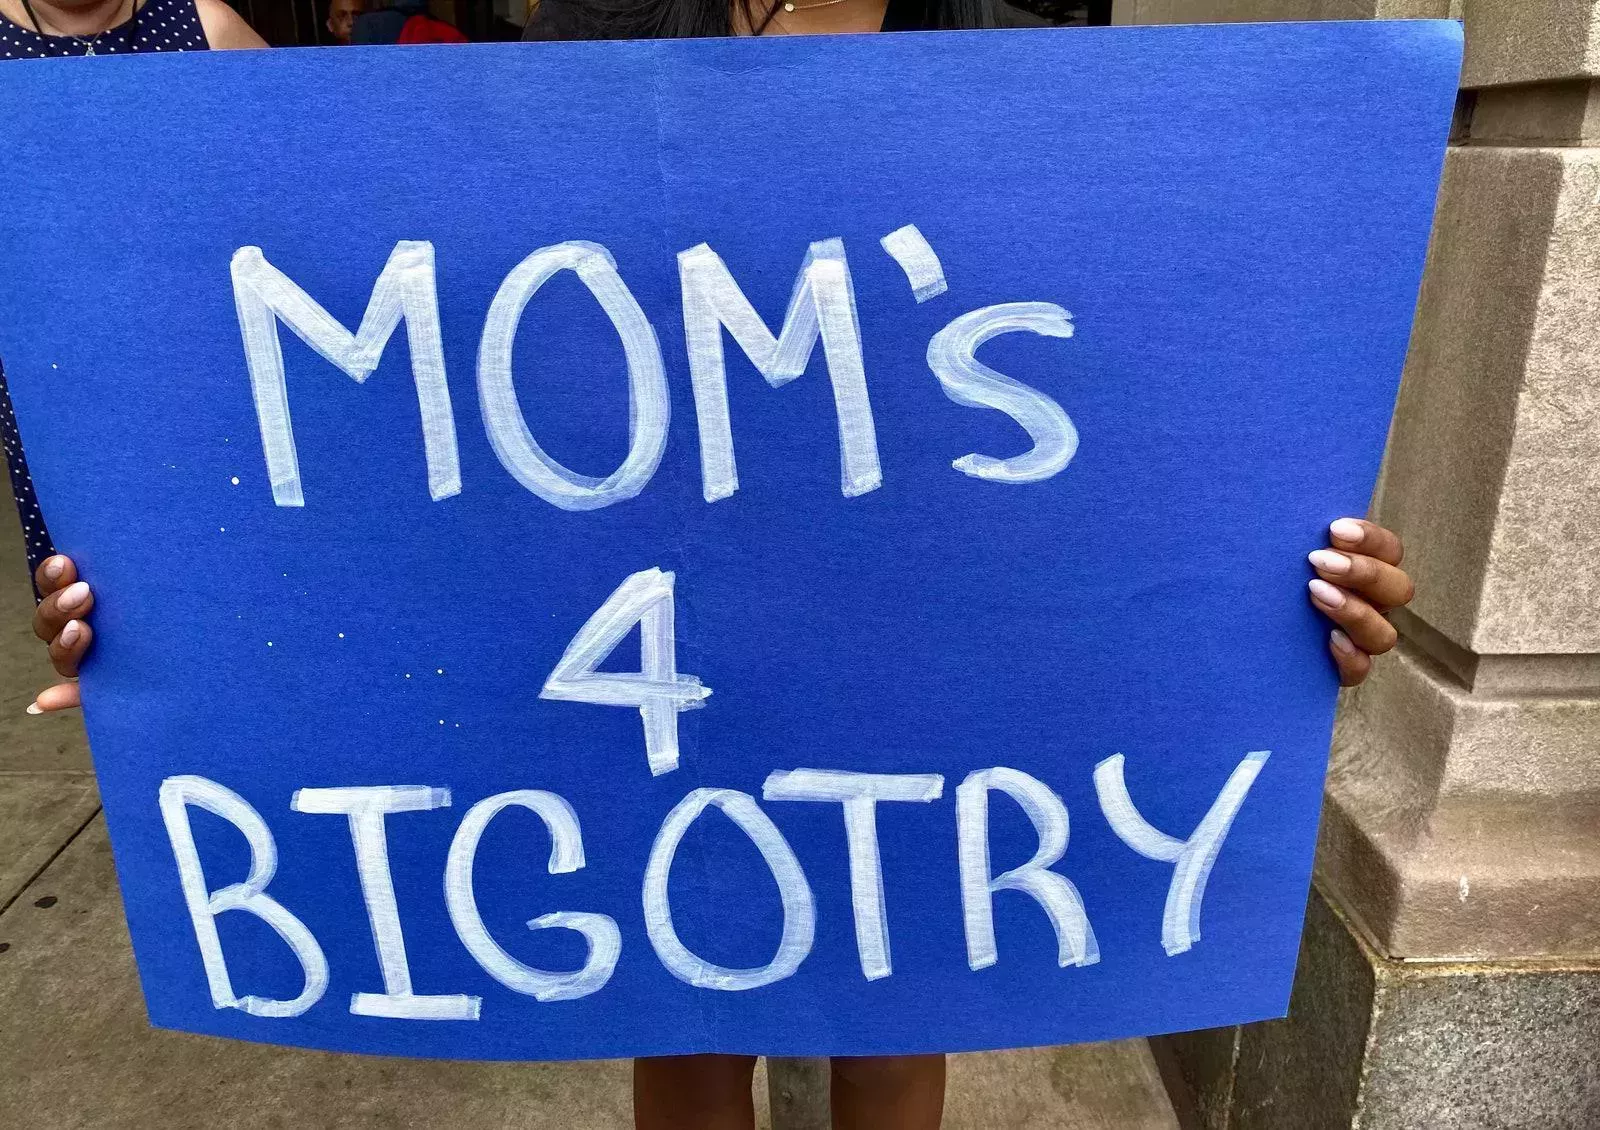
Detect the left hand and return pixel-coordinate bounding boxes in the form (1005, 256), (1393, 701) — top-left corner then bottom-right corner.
(29, 554), (93, 714)
(1309, 518), (1413, 687)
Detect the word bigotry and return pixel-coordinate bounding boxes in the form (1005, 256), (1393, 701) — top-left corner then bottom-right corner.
(161, 752), (1268, 1021)
(231, 223), (1080, 510)
(159, 562), (1271, 1023)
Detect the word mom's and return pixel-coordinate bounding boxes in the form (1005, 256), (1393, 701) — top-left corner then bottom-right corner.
(230, 225), (1080, 509)
(160, 751), (1267, 1021)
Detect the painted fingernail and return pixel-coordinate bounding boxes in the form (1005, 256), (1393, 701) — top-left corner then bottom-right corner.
(26, 702), (43, 715)
(1309, 578), (1346, 608)
(1330, 629), (1357, 655)
(1330, 518), (1365, 544)
(43, 557), (65, 581)
(58, 582), (89, 611)
(60, 621), (82, 648)
(1309, 549), (1352, 575)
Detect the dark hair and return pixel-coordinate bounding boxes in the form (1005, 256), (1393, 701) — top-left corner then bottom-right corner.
(543, 0), (995, 40)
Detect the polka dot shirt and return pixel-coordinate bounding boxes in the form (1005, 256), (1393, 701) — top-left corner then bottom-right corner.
(0, 0), (208, 59)
(0, 0), (210, 594)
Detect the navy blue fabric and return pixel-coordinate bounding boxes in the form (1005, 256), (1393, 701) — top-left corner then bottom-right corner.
(0, 362), (51, 582)
(351, 0), (428, 45)
(0, 0), (210, 590)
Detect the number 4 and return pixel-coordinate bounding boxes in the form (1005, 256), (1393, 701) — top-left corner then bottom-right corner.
(541, 568), (712, 776)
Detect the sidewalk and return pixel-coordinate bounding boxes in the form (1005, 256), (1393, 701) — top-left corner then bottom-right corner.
(0, 484), (1179, 1128)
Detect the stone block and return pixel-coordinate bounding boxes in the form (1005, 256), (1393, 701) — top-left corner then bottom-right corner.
(1392, 607), (1600, 696)
(1468, 147), (1600, 653)
(1316, 641), (1600, 959)
(1467, 79), (1600, 145)
(1111, 0), (1449, 22)
(1373, 144), (1600, 656)
(1460, 0), (1600, 89)
(1156, 887), (1600, 1129)
(1358, 963), (1600, 1128)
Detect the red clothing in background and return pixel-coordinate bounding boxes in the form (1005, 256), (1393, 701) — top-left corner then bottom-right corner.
(397, 14), (468, 42)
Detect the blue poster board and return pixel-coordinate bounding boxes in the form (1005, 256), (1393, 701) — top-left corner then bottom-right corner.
(0, 22), (1459, 1059)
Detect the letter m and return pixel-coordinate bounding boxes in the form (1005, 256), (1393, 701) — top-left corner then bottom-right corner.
(230, 242), (460, 507)
(677, 239), (881, 503)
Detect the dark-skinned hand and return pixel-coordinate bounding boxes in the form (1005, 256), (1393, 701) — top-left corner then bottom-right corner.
(1309, 517), (1412, 687)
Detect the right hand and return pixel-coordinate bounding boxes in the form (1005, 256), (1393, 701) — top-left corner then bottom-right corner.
(29, 555), (93, 714)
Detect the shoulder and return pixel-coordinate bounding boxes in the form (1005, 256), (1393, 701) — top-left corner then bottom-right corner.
(194, 0), (269, 50)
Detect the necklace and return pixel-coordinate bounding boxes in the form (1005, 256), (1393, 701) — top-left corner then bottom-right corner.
(18, 0), (135, 55)
(781, 0), (848, 11)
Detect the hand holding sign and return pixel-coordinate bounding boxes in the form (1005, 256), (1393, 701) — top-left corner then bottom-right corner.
(1312, 518), (1413, 684)
(28, 553), (92, 713)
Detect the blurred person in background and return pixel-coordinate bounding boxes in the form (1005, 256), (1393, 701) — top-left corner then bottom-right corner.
(353, 0), (466, 42)
(326, 0), (365, 42)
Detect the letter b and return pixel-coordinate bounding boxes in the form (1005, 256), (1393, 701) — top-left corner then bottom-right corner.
(159, 775), (328, 1018)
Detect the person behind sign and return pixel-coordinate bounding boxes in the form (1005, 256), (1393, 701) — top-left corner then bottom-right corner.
(10, 4), (1418, 1129)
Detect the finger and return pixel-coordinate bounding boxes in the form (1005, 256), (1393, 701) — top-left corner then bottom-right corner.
(47, 618), (94, 678)
(33, 554), (78, 598)
(1307, 550), (1415, 610)
(1329, 629), (1372, 687)
(1308, 579), (1398, 656)
(26, 681), (82, 714)
(1329, 518), (1404, 567)
(32, 580), (93, 643)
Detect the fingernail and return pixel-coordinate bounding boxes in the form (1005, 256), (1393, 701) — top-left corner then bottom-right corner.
(1309, 578), (1346, 608)
(58, 582), (89, 611)
(60, 621), (82, 647)
(26, 702), (43, 715)
(1330, 629), (1357, 655)
(1330, 518), (1365, 544)
(43, 557), (65, 581)
(1309, 549), (1352, 575)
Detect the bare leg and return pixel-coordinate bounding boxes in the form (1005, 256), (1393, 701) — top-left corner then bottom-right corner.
(633, 1054), (759, 1130)
(830, 1054), (947, 1130)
